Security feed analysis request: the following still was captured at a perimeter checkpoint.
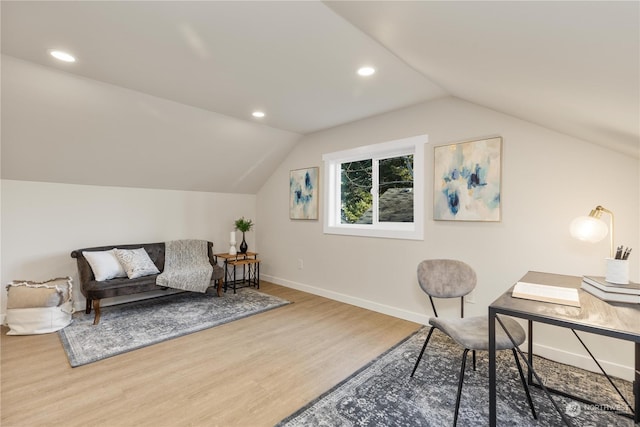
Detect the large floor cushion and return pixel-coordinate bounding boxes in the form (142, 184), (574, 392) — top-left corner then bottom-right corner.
(5, 277), (74, 335)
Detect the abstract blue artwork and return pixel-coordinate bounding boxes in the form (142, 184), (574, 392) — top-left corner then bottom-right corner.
(290, 167), (319, 220)
(434, 137), (501, 221)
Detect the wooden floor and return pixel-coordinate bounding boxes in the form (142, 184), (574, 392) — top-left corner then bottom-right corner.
(1, 282), (420, 427)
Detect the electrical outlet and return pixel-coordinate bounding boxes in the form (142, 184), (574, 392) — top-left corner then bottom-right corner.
(466, 290), (476, 304)
(297, 259), (303, 269)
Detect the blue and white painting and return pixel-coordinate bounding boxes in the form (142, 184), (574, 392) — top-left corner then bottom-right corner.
(290, 167), (319, 220)
(434, 137), (501, 221)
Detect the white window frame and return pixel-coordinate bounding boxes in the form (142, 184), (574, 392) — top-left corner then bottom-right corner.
(322, 134), (426, 240)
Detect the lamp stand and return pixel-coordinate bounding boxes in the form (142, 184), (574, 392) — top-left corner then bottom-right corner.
(591, 206), (614, 258)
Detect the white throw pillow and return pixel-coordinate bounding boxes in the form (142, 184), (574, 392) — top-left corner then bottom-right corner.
(83, 249), (127, 281)
(114, 248), (160, 279)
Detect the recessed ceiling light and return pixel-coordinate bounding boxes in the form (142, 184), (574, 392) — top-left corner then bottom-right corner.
(49, 50), (76, 63)
(252, 111), (265, 118)
(357, 66), (376, 77)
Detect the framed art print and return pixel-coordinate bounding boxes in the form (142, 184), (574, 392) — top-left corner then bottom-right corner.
(290, 167), (319, 220)
(433, 137), (502, 221)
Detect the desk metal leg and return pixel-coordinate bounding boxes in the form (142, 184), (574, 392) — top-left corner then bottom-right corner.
(528, 320), (533, 385)
(529, 327), (636, 420)
(495, 315), (573, 426)
(489, 308), (497, 427)
(570, 329), (634, 415)
(635, 342), (639, 423)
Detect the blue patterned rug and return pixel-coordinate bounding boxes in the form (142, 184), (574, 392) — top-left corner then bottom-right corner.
(58, 288), (290, 367)
(277, 327), (636, 426)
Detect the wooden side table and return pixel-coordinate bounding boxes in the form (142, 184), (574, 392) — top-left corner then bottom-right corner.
(227, 258), (260, 293)
(214, 252), (260, 293)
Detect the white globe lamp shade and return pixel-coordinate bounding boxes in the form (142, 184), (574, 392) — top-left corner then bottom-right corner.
(569, 216), (608, 243)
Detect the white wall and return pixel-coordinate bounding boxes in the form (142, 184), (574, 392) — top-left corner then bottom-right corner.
(1, 180), (256, 314)
(2, 95), (637, 380)
(256, 97), (639, 380)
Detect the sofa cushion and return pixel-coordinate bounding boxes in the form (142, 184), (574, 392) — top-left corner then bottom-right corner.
(84, 274), (160, 292)
(83, 274), (162, 300)
(114, 248), (160, 279)
(83, 249), (127, 281)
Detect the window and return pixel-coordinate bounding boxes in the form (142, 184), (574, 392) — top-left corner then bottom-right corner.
(323, 135), (426, 240)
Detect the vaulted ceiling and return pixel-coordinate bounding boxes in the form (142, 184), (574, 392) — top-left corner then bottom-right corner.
(2, 1), (638, 193)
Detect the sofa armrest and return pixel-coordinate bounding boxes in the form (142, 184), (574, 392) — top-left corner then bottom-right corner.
(70, 250), (95, 295)
(212, 264), (224, 281)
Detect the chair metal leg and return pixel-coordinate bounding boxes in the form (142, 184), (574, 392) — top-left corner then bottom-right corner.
(512, 348), (537, 420)
(454, 348), (470, 427)
(472, 350), (477, 371)
(410, 326), (436, 377)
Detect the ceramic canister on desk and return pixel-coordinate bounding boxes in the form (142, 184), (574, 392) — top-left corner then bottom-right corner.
(605, 258), (629, 284)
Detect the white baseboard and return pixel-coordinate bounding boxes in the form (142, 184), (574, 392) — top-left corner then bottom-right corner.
(263, 274), (635, 382)
(530, 341), (634, 382)
(262, 274), (431, 325)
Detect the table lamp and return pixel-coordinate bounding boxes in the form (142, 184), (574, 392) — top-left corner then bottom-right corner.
(569, 205), (614, 257)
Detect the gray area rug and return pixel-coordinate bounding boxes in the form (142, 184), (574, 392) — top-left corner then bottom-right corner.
(58, 288), (290, 367)
(277, 327), (636, 427)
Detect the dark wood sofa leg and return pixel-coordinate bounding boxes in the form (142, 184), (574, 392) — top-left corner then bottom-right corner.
(216, 278), (223, 297)
(85, 298), (92, 314)
(93, 299), (101, 325)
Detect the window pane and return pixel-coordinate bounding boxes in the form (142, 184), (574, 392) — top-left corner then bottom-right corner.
(341, 159), (372, 224)
(379, 155), (414, 222)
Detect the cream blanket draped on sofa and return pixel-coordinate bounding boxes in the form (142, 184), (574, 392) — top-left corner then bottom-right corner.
(156, 240), (213, 293)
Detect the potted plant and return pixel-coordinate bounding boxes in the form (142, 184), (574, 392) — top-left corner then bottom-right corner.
(234, 217), (254, 254)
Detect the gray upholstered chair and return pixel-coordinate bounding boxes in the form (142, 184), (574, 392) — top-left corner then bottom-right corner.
(410, 259), (536, 426)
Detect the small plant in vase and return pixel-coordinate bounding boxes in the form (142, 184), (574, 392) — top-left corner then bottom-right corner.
(234, 217), (254, 254)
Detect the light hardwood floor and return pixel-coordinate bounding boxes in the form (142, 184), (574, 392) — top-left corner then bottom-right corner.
(1, 282), (420, 427)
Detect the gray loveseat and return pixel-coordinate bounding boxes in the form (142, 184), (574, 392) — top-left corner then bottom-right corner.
(71, 241), (224, 324)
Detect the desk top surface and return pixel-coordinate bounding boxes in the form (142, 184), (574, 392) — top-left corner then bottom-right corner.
(490, 271), (640, 341)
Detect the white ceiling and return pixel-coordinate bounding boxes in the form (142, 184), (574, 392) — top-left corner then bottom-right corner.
(1, 1), (638, 193)
(1, 1), (446, 134)
(327, 1), (639, 157)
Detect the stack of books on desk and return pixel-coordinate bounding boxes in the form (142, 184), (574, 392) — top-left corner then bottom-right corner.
(580, 276), (640, 304)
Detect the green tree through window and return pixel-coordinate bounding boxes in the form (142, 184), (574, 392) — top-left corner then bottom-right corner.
(341, 155), (414, 224)
(341, 159), (372, 223)
(323, 134), (425, 240)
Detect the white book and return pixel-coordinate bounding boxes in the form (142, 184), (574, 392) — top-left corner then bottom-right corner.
(581, 282), (640, 304)
(512, 281), (580, 307)
(582, 276), (640, 295)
